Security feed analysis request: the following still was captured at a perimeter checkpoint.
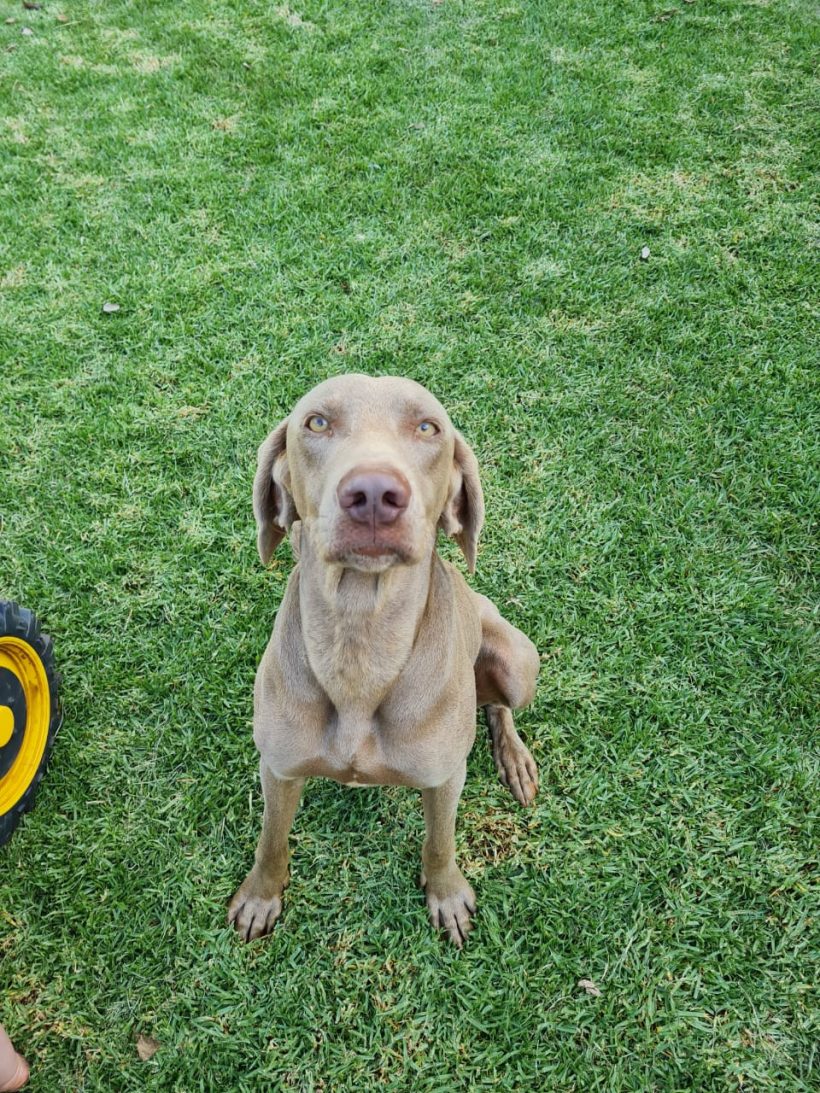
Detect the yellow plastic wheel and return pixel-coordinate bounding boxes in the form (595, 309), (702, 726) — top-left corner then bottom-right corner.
(0, 602), (62, 846)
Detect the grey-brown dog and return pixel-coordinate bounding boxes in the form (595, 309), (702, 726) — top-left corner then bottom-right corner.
(228, 374), (539, 946)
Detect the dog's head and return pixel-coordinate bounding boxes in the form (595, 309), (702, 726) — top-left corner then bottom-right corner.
(253, 374), (484, 573)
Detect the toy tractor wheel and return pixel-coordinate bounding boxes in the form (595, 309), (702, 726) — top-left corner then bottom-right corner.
(0, 601), (62, 847)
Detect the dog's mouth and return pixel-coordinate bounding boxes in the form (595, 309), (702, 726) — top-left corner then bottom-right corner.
(332, 542), (415, 568)
(351, 544), (403, 558)
(326, 532), (416, 569)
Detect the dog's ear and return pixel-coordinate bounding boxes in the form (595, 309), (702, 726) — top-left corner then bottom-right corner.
(438, 430), (485, 573)
(253, 419), (298, 564)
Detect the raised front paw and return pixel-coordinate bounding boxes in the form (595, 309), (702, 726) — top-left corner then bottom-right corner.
(492, 731), (538, 807)
(421, 866), (476, 948)
(227, 867), (287, 942)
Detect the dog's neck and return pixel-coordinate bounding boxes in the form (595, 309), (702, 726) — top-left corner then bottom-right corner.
(296, 525), (435, 714)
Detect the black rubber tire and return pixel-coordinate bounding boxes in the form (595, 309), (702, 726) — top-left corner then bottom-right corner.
(0, 601), (62, 847)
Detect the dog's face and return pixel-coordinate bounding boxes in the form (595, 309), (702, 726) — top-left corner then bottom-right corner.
(254, 374), (484, 573)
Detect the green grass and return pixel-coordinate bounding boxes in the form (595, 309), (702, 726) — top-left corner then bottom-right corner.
(1, 0), (817, 1088)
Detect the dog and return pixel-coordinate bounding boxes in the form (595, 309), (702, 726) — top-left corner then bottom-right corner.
(228, 374), (539, 946)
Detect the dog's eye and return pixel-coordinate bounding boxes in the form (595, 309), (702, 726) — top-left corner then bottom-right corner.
(306, 415), (330, 433)
(417, 421), (439, 436)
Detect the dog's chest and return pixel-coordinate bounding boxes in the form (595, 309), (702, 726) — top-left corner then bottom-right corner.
(259, 651), (466, 789)
(325, 711), (388, 784)
(256, 560), (477, 788)
(320, 702), (460, 789)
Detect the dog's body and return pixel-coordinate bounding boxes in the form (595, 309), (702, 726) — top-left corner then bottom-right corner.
(229, 375), (539, 946)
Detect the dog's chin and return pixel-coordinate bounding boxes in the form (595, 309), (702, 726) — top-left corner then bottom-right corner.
(327, 542), (417, 573)
(346, 553), (402, 574)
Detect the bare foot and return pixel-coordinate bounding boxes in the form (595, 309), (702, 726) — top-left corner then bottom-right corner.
(1, 1056), (29, 1093)
(0, 1024), (29, 1092)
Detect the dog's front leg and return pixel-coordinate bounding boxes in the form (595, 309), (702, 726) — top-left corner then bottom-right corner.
(420, 761), (476, 948)
(228, 762), (304, 942)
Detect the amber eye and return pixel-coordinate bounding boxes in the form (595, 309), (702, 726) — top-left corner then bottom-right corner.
(306, 414), (330, 433)
(417, 420), (439, 436)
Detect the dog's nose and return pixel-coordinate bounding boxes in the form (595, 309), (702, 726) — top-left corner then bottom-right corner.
(337, 469), (410, 527)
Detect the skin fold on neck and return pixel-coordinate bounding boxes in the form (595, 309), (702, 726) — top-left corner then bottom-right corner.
(296, 523), (436, 715)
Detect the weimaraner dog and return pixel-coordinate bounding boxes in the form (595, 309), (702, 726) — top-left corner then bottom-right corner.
(228, 374), (539, 946)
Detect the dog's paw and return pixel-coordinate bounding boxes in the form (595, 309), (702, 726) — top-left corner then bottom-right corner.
(421, 868), (476, 948)
(227, 871), (286, 942)
(492, 733), (538, 807)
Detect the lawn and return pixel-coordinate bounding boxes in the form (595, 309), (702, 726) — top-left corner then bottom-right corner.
(0, 0), (817, 1088)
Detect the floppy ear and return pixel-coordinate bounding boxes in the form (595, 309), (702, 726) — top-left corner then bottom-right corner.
(438, 430), (485, 573)
(253, 419), (298, 564)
